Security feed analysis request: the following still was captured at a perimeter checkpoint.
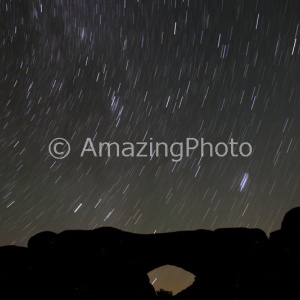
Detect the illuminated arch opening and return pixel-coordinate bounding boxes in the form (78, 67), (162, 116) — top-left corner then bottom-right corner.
(148, 265), (195, 296)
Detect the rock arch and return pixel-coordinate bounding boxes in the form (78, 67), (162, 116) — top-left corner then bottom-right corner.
(2, 207), (300, 298)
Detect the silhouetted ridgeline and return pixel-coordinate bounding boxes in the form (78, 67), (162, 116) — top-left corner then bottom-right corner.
(1, 208), (300, 299)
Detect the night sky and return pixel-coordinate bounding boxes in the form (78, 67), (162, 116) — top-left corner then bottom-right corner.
(1, 0), (300, 294)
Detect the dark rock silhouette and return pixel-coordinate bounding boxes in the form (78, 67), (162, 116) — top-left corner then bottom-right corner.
(1, 208), (300, 298)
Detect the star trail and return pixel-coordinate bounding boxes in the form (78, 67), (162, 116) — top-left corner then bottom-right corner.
(1, 0), (300, 294)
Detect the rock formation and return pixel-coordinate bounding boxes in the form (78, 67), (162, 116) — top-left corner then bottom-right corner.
(1, 208), (300, 298)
